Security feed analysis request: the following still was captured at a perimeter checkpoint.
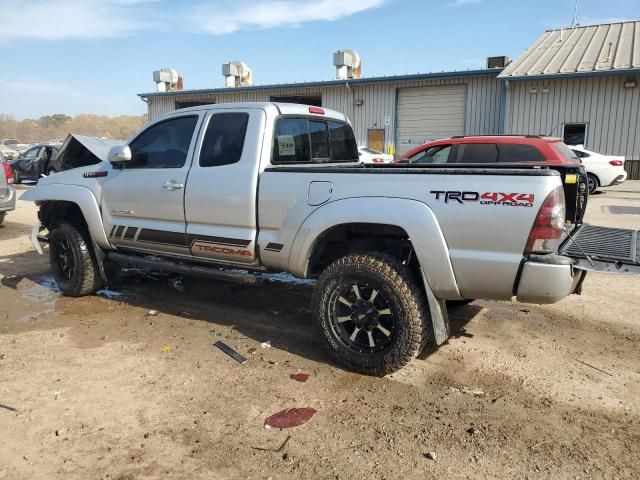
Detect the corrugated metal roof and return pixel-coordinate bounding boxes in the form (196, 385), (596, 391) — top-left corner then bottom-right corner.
(139, 68), (501, 99)
(499, 20), (640, 79)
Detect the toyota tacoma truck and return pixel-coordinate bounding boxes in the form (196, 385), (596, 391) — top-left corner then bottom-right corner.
(20, 103), (640, 375)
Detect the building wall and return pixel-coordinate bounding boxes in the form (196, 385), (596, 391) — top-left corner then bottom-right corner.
(504, 76), (640, 161)
(145, 73), (502, 152)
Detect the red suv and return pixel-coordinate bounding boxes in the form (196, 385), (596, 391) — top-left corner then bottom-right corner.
(398, 135), (580, 165)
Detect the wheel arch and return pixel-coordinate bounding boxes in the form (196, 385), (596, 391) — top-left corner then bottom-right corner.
(21, 184), (110, 249)
(289, 197), (461, 300)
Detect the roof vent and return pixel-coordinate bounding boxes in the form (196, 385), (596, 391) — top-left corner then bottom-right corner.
(333, 49), (362, 80)
(153, 68), (183, 92)
(486, 56), (510, 69)
(222, 61), (253, 87)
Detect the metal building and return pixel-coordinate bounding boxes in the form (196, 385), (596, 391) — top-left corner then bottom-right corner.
(499, 21), (640, 177)
(138, 20), (640, 177)
(139, 70), (503, 157)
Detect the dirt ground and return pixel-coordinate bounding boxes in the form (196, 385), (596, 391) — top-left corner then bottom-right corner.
(0, 183), (639, 480)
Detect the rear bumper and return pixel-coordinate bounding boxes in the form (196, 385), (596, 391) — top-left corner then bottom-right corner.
(516, 255), (583, 304)
(605, 172), (627, 187)
(0, 186), (16, 212)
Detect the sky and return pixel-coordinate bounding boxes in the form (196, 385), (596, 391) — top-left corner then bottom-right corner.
(0, 0), (638, 119)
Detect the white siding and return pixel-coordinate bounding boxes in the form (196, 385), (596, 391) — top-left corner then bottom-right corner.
(504, 76), (640, 160)
(396, 85), (466, 156)
(145, 73), (502, 155)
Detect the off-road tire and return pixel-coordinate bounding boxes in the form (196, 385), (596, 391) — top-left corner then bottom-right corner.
(49, 222), (103, 297)
(587, 173), (599, 195)
(0, 213), (5, 226)
(313, 252), (430, 376)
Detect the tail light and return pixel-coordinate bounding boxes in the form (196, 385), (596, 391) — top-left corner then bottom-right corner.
(609, 160), (624, 166)
(3, 163), (13, 184)
(524, 186), (565, 254)
(308, 107), (325, 115)
(371, 157), (385, 163)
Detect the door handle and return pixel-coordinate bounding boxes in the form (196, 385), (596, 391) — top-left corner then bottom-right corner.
(163, 181), (184, 190)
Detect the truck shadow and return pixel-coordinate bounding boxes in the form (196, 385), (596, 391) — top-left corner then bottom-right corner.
(0, 250), (484, 371)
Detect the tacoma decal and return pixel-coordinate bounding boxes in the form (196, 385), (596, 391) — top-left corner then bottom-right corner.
(190, 240), (254, 260)
(430, 191), (534, 207)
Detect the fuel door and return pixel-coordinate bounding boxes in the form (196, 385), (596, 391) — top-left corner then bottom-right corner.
(307, 181), (334, 206)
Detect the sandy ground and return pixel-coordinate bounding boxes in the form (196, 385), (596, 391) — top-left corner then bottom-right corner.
(0, 183), (639, 480)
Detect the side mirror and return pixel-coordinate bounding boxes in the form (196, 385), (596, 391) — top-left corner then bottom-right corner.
(108, 145), (132, 164)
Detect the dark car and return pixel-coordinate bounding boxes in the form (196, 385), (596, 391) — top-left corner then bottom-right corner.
(9, 144), (59, 183)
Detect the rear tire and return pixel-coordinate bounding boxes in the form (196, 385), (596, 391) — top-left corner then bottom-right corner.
(49, 222), (103, 296)
(587, 173), (599, 194)
(313, 252), (429, 376)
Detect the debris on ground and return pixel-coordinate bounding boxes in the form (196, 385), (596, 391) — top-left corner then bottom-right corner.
(264, 408), (317, 429)
(214, 341), (248, 365)
(261, 341), (271, 349)
(247, 347), (257, 355)
(290, 373), (309, 383)
(573, 358), (613, 376)
(0, 404), (17, 412)
(251, 434), (292, 452)
(161, 344), (172, 353)
(147, 310), (159, 316)
(449, 386), (485, 397)
(423, 451), (436, 461)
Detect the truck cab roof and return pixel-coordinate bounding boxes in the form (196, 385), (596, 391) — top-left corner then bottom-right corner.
(161, 102), (350, 124)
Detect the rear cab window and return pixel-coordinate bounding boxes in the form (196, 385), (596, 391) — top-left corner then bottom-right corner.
(272, 117), (358, 164)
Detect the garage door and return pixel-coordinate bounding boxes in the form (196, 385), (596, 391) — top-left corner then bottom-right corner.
(396, 85), (466, 157)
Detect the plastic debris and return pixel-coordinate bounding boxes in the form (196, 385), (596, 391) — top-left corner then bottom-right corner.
(290, 373), (309, 383)
(148, 310), (159, 316)
(161, 344), (172, 353)
(264, 408), (316, 429)
(214, 341), (248, 364)
(261, 341), (271, 349)
(0, 404), (17, 412)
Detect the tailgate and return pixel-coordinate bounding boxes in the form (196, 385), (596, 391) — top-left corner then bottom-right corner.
(559, 224), (640, 274)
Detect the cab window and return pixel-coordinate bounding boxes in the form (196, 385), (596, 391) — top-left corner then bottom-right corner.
(199, 113), (249, 167)
(272, 117), (357, 164)
(127, 116), (198, 169)
(407, 145), (452, 164)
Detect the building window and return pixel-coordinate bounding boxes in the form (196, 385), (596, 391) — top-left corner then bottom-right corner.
(563, 123), (587, 146)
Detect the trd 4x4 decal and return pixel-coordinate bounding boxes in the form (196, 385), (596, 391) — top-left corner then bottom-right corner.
(430, 191), (535, 207)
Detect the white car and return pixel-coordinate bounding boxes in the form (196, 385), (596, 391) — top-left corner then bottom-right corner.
(570, 145), (627, 194)
(358, 146), (393, 164)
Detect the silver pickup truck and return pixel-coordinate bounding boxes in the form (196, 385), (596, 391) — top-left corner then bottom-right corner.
(21, 103), (640, 375)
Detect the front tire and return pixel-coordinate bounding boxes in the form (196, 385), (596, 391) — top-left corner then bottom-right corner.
(587, 173), (599, 194)
(313, 252), (429, 376)
(49, 222), (103, 296)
